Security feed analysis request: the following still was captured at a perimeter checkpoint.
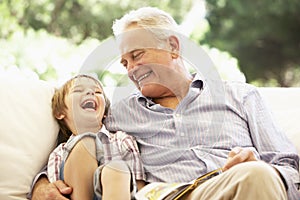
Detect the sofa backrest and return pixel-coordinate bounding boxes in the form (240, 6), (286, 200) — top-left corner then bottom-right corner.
(0, 77), (59, 200)
(258, 87), (300, 154)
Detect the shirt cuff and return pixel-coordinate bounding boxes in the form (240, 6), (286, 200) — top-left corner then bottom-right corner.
(26, 166), (48, 199)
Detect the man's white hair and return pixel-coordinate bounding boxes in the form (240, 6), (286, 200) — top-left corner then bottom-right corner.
(112, 7), (181, 41)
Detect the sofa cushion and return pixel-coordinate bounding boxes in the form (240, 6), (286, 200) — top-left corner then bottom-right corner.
(0, 76), (59, 200)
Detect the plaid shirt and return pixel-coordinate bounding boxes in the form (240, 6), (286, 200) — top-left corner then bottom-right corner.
(47, 127), (145, 183)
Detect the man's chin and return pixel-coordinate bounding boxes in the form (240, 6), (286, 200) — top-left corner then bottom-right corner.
(140, 84), (153, 95)
(140, 84), (165, 98)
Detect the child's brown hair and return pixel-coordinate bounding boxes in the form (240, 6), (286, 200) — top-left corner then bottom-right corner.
(52, 74), (111, 144)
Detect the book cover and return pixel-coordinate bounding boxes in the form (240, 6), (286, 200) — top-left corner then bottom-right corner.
(135, 168), (222, 200)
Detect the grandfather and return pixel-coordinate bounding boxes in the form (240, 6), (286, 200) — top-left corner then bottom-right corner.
(105, 7), (299, 200)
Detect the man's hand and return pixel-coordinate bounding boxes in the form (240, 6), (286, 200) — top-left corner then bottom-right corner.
(222, 147), (258, 171)
(32, 176), (72, 200)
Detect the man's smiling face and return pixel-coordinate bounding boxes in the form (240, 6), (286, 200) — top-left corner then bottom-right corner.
(118, 25), (182, 99)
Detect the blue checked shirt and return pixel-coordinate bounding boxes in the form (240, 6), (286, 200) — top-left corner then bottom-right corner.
(105, 74), (300, 199)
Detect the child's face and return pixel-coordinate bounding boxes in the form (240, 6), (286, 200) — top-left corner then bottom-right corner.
(62, 77), (106, 135)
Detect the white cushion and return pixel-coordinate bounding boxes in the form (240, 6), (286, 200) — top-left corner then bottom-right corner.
(258, 87), (300, 154)
(0, 76), (59, 199)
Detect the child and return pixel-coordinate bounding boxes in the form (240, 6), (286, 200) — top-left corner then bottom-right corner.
(47, 74), (145, 200)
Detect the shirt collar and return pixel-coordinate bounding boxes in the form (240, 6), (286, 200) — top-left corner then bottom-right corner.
(69, 126), (110, 139)
(98, 126), (110, 137)
(191, 73), (204, 90)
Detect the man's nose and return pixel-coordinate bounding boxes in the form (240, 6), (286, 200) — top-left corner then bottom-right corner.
(127, 61), (135, 71)
(127, 66), (137, 80)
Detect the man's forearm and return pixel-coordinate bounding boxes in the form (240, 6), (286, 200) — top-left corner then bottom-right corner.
(33, 175), (49, 190)
(27, 166), (48, 199)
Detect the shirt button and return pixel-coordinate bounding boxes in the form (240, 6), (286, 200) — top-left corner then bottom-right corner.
(175, 113), (181, 118)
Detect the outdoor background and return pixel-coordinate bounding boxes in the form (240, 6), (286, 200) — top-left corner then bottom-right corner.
(1, 0), (299, 87)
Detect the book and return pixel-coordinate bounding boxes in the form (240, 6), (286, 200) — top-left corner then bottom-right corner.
(135, 168), (223, 200)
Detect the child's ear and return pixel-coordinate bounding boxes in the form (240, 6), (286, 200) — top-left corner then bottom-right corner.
(55, 113), (65, 120)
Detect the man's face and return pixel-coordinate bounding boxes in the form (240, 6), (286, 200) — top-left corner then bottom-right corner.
(118, 26), (181, 98)
(63, 77), (106, 134)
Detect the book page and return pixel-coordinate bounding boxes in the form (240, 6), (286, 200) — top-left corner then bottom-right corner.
(135, 182), (190, 200)
(135, 168), (222, 200)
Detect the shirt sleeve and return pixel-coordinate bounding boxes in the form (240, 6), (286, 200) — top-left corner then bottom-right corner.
(26, 165), (48, 199)
(47, 143), (64, 183)
(113, 131), (146, 181)
(243, 86), (300, 199)
(26, 143), (64, 199)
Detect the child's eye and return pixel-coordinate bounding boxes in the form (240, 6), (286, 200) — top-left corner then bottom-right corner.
(95, 91), (102, 94)
(73, 89), (82, 93)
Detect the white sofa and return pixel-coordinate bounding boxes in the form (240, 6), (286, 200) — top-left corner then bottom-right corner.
(0, 77), (299, 200)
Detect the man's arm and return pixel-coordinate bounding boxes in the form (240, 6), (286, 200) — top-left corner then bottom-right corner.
(28, 143), (73, 200)
(31, 175), (72, 200)
(242, 86), (300, 198)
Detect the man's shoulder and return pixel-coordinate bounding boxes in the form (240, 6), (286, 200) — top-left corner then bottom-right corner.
(222, 80), (257, 94)
(110, 91), (145, 111)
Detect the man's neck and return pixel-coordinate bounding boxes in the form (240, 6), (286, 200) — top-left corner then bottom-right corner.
(153, 79), (192, 109)
(153, 96), (179, 109)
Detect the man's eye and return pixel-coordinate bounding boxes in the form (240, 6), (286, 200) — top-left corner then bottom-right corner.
(132, 51), (144, 60)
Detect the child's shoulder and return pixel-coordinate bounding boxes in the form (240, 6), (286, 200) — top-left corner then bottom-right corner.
(105, 131), (137, 147)
(110, 131), (134, 140)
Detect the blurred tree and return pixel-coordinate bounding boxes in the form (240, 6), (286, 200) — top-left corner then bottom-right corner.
(1, 0), (192, 43)
(203, 0), (300, 86)
(0, 0), (195, 85)
(0, 29), (100, 83)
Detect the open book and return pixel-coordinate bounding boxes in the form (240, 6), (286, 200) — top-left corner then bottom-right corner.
(135, 168), (222, 200)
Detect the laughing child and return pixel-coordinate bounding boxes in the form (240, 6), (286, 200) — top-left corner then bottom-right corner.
(47, 74), (145, 200)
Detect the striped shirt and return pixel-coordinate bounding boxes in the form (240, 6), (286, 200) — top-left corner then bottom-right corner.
(47, 127), (145, 183)
(105, 74), (300, 199)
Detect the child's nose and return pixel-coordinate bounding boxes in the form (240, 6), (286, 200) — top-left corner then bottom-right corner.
(86, 89), (95, 95)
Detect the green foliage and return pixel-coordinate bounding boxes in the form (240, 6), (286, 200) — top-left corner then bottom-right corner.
(0, 29), (99, 83)
(1, 0), (192, 43)
(0, 0), (194, 85)
(204, 0), (300, 86)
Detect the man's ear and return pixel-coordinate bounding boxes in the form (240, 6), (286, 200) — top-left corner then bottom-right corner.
(168, 35), (180, 52)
